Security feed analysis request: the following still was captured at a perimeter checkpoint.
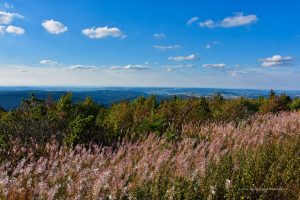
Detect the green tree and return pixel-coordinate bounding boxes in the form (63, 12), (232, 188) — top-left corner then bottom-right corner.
(64, 115), (94, 145)
(105, 101), (134, 138)
(290, 98), (300, 111)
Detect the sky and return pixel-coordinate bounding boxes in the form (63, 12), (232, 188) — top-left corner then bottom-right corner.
(0, 0), (300, 89)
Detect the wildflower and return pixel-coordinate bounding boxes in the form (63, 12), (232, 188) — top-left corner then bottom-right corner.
(225, 179), (232, 191)
(210, 186), (216, 195)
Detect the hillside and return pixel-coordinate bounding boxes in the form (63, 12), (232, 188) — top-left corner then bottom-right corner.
(0, 92), (299, 199)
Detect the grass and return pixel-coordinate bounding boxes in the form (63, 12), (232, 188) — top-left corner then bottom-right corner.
(0, 112), (299, 199)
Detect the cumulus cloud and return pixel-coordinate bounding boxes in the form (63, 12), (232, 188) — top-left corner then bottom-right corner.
(153, 33), (166, 39)
(0, 25), (25, 35)
(82, 26), (124, 39)
(203, 63), (226, 68)
(168, 54), (199, 61)
(40, 59), (60, 66)
(5, 25), (24, 35)
(260, 55), (293, 67)
(199, 19), (215, 28)
(110, 65), (150, 70)
(42, 19), (68, 34)
(0, 11), (23, 25)
(187, 17), (199, 25)
(199, 13), (257, 28)
(69, 65), (97, 71)
(220, 13), (258, 28)
(153, 45), (180, 50)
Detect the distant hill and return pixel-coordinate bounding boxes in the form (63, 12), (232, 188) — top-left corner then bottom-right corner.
(0, 87), (299, 110)
(0, 90), (148, 110)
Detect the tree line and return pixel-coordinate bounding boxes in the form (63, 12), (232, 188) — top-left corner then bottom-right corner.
(0, 90), (300, 149)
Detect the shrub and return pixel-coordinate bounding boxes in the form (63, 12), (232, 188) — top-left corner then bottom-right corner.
(290, 98), (300, 111)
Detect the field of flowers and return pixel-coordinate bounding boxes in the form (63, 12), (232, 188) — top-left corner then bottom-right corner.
(0, 112), (299, 199)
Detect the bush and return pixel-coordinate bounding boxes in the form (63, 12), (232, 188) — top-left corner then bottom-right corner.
(290, 98), (300, 111)
(64, 115), (94, 145)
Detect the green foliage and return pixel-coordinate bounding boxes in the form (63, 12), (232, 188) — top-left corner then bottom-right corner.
(126, 134), (300, 199)
(229, 136), (300, 199)
(104, 101), (134, 138)
(64, 115), (94, 145)
(56, 93), (73, 113)
(220, 98), (258, 122)
(163, 128), (180, 142)
(0, 90), (298, 149)
(290, 98), (300, 111)
(0, 106), (6, 120)
(196, 97), (212, 121)
(0, 107), (299, 199)
(136, 115), (166, 136)
(259, 91), (292, 113)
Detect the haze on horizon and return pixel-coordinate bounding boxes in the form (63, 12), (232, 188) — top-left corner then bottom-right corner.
(0, 0), (299, 90)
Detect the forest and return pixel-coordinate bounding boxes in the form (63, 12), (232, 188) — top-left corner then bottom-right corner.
(0, 91), (299, 199)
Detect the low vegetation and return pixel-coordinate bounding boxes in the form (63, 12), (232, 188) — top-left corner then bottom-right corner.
(0, 91), (299, 199)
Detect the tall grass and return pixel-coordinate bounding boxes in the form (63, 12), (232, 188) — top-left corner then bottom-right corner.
(0, 112), (299, 199)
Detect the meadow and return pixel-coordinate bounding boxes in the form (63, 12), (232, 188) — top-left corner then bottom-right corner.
(0, 91), (299, 199)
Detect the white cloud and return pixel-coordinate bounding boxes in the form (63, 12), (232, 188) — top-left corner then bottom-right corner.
(110, 65), (150, 70)
(162, 64), (195, 71)
(5, 25), (24, 35)
(199, 13), (257, 28)
(0, 25), (25, 35)
(228, 68), (258, 76)
(153, 45), (180, 50)
(40, 60), (98, 70)
(168, 54), (199, 61)
(40, 59), (60, 66)
(260, 55), (293, 67)
(69, 65), (97, 71)
(42, 19), (68, 34)
(0, 11), (23, 25)
(82, 26), (124, 39)
(220, 13), (258, 28)
(4, 2), (14, 9)
(187, 17), (199, 25)
(199, 19), (215, 28)
(203, 63), (226, 68)
(153, 33), (166, 39)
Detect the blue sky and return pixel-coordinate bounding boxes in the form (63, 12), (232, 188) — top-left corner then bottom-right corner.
(0, 0), (300, 89)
